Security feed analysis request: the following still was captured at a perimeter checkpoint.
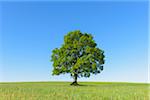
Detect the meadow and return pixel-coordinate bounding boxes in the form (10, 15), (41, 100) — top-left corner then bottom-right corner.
(0, 82), (149, 100)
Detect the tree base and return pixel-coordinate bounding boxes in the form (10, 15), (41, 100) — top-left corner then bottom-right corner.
(70, 82), (79, 86)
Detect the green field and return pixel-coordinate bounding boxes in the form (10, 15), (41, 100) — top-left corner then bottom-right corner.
(0, 82), (149, 100)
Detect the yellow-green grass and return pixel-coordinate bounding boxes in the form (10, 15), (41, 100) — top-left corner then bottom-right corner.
(0, 82), (149, 100)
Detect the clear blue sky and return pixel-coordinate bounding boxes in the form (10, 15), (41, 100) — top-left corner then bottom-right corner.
(0, 1), (148, 83)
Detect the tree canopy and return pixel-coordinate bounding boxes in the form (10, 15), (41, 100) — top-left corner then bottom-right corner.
(51, 30), (105, 85)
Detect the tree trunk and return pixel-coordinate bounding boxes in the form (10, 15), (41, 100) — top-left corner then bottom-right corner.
(70, 74), (79, 86)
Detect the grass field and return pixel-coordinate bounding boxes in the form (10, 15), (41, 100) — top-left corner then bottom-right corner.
(0, 82), (149, 100)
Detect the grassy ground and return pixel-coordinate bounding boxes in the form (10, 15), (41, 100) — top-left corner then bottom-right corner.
(0, 82), (149, 100)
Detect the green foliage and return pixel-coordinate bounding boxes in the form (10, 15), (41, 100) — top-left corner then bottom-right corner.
(51, 30), (105, 79)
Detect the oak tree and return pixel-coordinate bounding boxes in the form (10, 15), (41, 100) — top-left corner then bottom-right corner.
(51, 30), (105, 85)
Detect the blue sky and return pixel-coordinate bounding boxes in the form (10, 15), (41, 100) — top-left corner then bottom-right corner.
(0, 1), (148, 83)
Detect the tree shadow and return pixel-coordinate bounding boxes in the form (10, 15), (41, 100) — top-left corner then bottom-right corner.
(70, 84), (96, 87)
